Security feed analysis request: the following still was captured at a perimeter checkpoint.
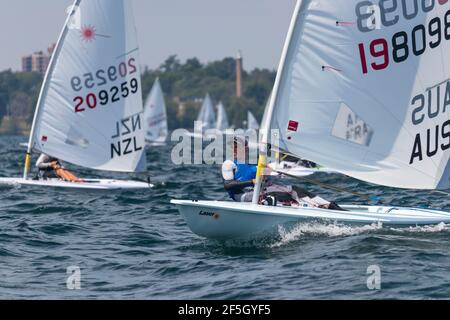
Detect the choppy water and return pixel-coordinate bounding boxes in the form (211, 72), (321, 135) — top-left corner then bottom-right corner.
(1, 135), (450, 299)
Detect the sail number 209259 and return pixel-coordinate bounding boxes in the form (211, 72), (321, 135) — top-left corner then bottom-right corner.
(358, 10), (450, 74)
(73, 79), (139, 113)
(70, 57), (139, 113)
(71, 58), (137, 92)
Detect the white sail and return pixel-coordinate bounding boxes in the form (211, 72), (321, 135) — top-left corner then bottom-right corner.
(248, 111), (260, 130)
(216, 102), (229, 131)
(265, 0), (450, 190)
(197, 94), (216, 130)
(28, 0), (146, 173)
(144, 78), (168, 143)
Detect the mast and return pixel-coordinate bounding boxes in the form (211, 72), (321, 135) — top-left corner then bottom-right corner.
(252, 0), (303, 204)
(23, 0), (81, 179)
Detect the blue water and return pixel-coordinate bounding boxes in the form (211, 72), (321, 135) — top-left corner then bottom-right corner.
(1, 135), (450, 299)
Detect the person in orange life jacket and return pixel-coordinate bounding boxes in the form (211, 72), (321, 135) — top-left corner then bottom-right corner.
(35, 153), (83, 183)
(36, 153), (61, 180)
(221, 137), (345, 210)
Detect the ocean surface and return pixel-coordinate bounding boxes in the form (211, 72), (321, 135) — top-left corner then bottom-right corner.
(1, 135), (450, 299)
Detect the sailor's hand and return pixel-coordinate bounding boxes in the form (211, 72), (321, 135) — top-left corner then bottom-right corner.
(252, 179), (256, 184)
(263, 167), (273, 176)
(51, 162), (61, 170)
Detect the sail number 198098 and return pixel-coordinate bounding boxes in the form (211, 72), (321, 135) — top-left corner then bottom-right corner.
(356, 2), (449, 74)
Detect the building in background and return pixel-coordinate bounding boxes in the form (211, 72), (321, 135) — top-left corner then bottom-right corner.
(236, 51), (243, 98)
(21, 44), (56, 75)
(21, 56), (32, 73)
(31, 51), (48, 74)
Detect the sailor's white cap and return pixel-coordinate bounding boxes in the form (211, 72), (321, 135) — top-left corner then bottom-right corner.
(222, 160), (237, 180)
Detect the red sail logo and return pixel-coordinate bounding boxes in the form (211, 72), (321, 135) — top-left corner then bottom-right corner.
(288, 120), (299, 132)
(81, 25), (96, 42)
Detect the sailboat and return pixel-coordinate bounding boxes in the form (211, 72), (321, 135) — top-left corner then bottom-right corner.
(172, 0), (450, 239)
(203, 101), (231, 139)
(144, 78), (168, 146)
(0, 0), (151, 190)
(188, 94), (216, 138)
(197, 94), (216, 130)
(216, 102), (230, 132)
(247, 111), (260, 131)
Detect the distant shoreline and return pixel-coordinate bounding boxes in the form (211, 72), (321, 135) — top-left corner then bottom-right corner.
(0, 117), (30, 136)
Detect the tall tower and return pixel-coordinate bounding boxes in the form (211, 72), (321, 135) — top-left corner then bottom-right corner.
(236, 51), (243, 98)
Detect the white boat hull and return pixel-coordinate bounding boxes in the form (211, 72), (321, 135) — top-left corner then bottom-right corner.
(268, 161), (336, 177)
(145, 140), (167, 147)
(0, 177), (153, 190)
(184, 132), (204, 139)
(171, 200), (450, 240)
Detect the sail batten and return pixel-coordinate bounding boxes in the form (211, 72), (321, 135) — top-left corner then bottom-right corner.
(266, 0), (450, 190)
(28, 0), (146, 173)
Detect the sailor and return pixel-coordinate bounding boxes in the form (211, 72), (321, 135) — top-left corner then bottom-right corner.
(36, 154), (61, 180)
(35, 153), (82, 182)
(222, 137), (345, 210)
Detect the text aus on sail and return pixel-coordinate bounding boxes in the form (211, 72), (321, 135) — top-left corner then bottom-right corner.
(410, 79), (450, 165)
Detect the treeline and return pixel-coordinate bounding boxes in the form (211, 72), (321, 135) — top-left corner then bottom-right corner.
(0, 56), (275, 134)
(0, 71), (42, 135)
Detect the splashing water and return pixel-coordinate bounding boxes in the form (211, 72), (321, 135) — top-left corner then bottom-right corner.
(389, 222), (450, 234)
(271, 222), (383, 248)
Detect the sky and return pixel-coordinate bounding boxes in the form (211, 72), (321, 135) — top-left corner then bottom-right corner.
(0, 0), (297, 72)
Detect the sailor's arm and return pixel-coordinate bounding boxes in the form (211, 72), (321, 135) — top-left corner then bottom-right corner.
(223, 179), (255, 193)
(35, 154), (54, 170)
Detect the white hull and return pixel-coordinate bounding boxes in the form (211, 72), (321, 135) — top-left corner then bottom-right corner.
(0, 177), (153, 190)
(269, 162), (336, 177)
(145, 140), (167, 147)
(185, 131), (252, 141)
(184, 132), (220, 140)
(171, 200), (450, 240)
(184, 132), (204, 139)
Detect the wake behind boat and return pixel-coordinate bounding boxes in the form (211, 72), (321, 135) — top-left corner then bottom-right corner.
(172, 0), (450, 239)
(0, 0), (151, 190)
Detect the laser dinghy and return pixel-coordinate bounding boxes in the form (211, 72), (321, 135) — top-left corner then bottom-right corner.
(172, 0), (450, 239)
(0, 0), (151, 190)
